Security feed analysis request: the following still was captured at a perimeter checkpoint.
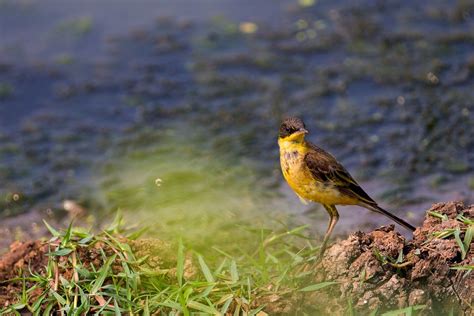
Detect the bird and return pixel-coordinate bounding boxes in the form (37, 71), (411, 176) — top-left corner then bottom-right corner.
(278, 116), (415, 257)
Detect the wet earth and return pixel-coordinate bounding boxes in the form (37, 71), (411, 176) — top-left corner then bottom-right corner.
(1, 0), (474, 250)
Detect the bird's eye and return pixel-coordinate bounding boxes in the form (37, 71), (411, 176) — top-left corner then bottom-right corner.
(285, 127), (291, 132)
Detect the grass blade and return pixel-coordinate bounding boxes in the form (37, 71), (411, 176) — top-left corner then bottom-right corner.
(230, 260), (239, 283)
(91, 254), (116, 295)
(187, 300), (219, 314)
(143, 297), (150, 316)
(50, 290), (66, 305)
(197, 255), (215, 283)
(61, 221), (74, 247)
(114, 299), (121, 316)
(299, 281), (338, 292)
(427, 211), (448, 221)
(42, 220), (60, 237)
(220, 297), (233, 314)
(454, 228), (467, 259)
(463, 225), (473, 256)
(47, 248), (73, 257)
(177, 239), (184, 287)
(450, 265), (474, 271)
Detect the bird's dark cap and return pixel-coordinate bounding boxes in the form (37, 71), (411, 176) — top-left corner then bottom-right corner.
(279, 116), (307, 138)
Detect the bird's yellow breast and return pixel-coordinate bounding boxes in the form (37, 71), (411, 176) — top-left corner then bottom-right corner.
(278, 138), (356, 206)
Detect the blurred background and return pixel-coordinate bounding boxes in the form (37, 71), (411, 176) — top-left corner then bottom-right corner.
(0, 0), (473, 251)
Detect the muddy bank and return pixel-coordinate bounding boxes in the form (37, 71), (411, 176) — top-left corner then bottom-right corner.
(0, 201), (472, 315)
(302, 201), (473, 315)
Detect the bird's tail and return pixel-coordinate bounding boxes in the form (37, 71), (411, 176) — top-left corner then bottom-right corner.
(363, 204), (416, 232)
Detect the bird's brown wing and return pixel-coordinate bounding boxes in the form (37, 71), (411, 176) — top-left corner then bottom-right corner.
(304, 143), (376, 206)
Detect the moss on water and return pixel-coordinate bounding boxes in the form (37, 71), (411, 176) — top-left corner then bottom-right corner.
(0, 82), (13, 99)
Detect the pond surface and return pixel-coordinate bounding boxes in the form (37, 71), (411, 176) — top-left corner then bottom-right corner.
(0, 0), (473, 250)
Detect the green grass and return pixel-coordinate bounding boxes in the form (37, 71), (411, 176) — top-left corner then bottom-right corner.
(428, 211), (474, 260)
(0, 218), (326, 315)
(0, 218), (435, 315)
(0, 216), (444, 316)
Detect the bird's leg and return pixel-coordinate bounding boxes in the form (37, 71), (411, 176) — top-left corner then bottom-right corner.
(319, 204), (339, 259)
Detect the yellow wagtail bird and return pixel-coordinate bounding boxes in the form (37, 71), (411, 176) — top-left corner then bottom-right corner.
(278, 117), (415, 256)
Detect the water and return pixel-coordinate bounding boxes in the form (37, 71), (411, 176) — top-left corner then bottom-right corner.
(1, 0), (473, 250)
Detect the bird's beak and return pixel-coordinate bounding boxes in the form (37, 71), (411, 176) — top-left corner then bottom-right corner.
(290, 128), (308, 140)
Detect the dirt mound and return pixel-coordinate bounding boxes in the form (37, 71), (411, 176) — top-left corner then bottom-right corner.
(0, 241), (49, 307)
(307, 201), (473, 315)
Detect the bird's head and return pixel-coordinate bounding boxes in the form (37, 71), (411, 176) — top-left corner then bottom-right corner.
(278, 117), (308, 143)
